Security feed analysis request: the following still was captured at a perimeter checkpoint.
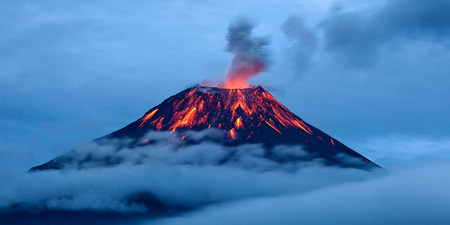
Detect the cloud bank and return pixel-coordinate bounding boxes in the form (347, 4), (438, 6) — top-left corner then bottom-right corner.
(0, 143), (379, 213)
(153, 161), (450, 225)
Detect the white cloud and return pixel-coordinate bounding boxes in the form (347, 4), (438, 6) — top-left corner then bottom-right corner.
(0, 146), (379, 213)
(152, 161), (450, 225)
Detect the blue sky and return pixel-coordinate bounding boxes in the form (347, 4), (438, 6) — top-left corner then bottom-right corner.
(1, 0), (450, 171)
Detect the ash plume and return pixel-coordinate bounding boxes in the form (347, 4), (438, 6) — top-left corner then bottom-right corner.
(221, 19), (270, 89)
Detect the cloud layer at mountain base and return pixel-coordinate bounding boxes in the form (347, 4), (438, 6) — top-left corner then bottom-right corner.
(153, 161), (450, 225)
(0, 141), (380, 213)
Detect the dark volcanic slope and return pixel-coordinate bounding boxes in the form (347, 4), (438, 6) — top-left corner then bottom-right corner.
(31, 85), (379, 171)
(110, 85), (317, 143)
(107, 85), (377, 168)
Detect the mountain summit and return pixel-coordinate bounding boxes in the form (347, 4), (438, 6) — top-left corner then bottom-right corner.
(30, 85), (379, 171)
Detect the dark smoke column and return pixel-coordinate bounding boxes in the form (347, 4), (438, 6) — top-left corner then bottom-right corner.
(220, 19), (270, 89)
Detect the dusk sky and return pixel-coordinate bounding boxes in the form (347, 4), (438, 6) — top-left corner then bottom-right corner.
(1, 0), (450, 224)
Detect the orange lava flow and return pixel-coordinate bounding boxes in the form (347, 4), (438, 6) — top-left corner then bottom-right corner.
(330, 138), (335, 146)
(170, 107), (197, 132)
(139, 109), (158, 128)
(155, 117), (164, 130)
(265, 121), (282, 134)
(292, 120), (313, 135)
(136, 86), (315, 140)
(235, 117), (243, 129)
(228, 128), (237, 139)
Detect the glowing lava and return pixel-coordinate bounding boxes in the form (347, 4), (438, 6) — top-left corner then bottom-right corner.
(235, 117), (243, 129)
(131, 85), (316, 141)
(106, 85), (382, 171)
(139, 109), (158, 128)
(228, 128), (237, 139)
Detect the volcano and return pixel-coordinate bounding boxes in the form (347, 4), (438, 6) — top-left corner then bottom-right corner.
(30, 85), (379, 171)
